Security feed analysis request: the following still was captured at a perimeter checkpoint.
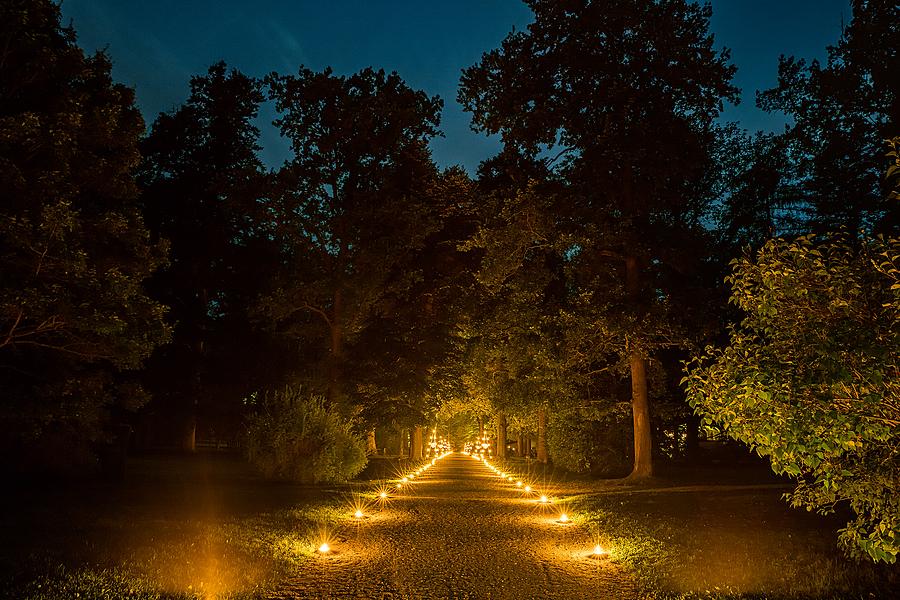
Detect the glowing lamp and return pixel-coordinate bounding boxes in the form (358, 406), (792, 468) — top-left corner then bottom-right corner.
(524, 485), (532, 492)
(379, 491), (388, 499)
(593, 545), (607, 557)
(318, 543), (330, 554)
(516, 481), (523, 487)
(396, 483), (403, 488)
(539, 495), (549, 503)
(402, 477), (409, 483)
(354, 510), (364, 519)
(559, 513), (569, 523)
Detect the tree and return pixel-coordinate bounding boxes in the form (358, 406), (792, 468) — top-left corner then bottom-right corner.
(138, 62), (285, 449)
(684, 234), (899, 563)
(261, 66), (443, 421)
(757, 0), (899, 234)
(0, 0), (169, 469)
(460, 0), (738, 478)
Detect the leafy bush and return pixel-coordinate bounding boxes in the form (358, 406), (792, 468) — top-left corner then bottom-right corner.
(684, 234), (900, 563)
(245, 389), (367, 483)
(546, 403), (632, 477)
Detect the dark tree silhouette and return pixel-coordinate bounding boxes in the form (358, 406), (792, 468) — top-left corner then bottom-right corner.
(0, 0), (170, 470)
(460, 0), (739, 479)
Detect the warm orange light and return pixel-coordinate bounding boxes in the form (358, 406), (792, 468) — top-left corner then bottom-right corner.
(559, 513), (569, 523)
(379, 491), (388, 499)
(402, 477), (409, 483)
(593, 544), (607, 556)
(354, 510), (363, 518)
(516, 481), (523, 487)
(524, 485), (532, 492)
(319, 543), (330, 553)
(539, 495), (548, 503)
(396, 483), (402, 488)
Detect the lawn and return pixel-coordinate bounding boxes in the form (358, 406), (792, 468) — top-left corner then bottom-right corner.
(3, 454), (897, 599)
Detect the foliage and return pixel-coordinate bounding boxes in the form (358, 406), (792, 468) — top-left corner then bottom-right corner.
(684, 234), (900, 563)
(0, 0), (170, 469)
(459, 0), (739, 476)
(546, 401), (632, 476)
(245, 388), (367, 483)
(757, 0), (899, 234)
(260, 66), (446, 415)
(138, 62), (288, 446)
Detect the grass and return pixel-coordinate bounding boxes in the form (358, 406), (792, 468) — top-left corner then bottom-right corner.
(568, 484), (900, 599)
(1, 453), (441, 599)
(0, 454), (383, 599)
(4, 454), (897, 598)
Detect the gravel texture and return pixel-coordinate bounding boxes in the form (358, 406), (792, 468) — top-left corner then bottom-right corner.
(270, 454), (638, 599)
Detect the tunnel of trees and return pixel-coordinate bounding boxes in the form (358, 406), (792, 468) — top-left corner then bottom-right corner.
(1, 0), (897, 563)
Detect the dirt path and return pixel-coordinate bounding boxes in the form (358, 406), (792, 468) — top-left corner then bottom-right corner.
(271, 453), (639, 599)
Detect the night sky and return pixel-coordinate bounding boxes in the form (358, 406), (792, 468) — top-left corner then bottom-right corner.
(61, 0), (852, 173)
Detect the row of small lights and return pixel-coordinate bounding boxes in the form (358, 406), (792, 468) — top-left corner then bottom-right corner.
(317, 451), (453, 554)
(463, 450), (609, 559)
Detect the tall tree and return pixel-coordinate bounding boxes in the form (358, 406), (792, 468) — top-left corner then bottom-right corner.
(261, 66), (443, 415)
(460, 0), (738, 478)
(138, 63), (282, 449)
(757, 0), (899, 234)
(0, 0), (169, 469)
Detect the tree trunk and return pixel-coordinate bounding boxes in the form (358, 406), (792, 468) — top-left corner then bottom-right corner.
(366, 428), (377, 455)
(478, 416), (484, 441)
(626, 254), (653, 480)
(536, 407), (549, 463)
(183, 416), (196, 453)
(410, 426), (424, 461)
(399, 428), (408, 457)
(517, 433), (524, 457)
(327, 288), (343, 402)
(496, 412), (507, 458)
(685, 415), (700, 461)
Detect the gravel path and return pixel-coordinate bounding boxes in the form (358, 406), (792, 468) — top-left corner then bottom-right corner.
(271, 453), (639, 599)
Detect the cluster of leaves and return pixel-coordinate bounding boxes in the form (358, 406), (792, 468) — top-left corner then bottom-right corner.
(684, 234), (899, 562)
(0, 0), (170, 470)
(245, 387), (367, 483)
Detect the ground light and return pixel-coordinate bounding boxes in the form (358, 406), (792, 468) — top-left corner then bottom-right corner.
(591, 544), (609, 559)
(538, 495), (549, 503)
(354, 510), (364, 519)
(516, 481), (523, 487)
(558, 513), (569, 523)
(524, 485), (532, 492)
(318, 542), (330, 554)
(379, 491), (388, 499)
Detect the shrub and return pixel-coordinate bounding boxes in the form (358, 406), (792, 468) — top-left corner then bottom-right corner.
(245, 389), (367, 483)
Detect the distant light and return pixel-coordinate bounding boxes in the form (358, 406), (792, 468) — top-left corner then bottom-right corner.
(402, 477), (408, 483)
(319, 543), (330, 554)
(524, 485), (532, 492)
(354, 510), (363, 519)
(559, 513), (569, 523)
(379, 491), (388, 498)
(516, 481), (523, 487)
(593, 545), (607, 556)
(539, 495), (548, 503)
(409, 474), (415, 479)
(396, 483), (402, 488)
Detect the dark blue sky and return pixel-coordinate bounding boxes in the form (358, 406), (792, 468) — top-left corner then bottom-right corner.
(61, 0), (852, 173)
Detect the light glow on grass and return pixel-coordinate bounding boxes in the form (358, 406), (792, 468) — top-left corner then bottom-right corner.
(318, 542), (330, 554)
(558, 513), (569, 523)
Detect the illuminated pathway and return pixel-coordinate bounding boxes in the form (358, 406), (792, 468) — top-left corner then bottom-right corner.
(271, 453), (638, 599)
